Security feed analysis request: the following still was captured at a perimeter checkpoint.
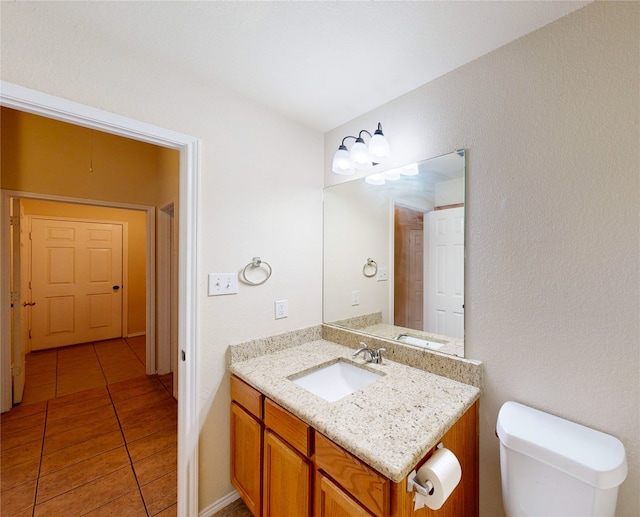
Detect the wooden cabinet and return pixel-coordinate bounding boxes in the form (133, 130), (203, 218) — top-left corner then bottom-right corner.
(230, 377), (264, 517)
(263, 430), (312, 517)
(315, 471), (375, 517)
(230, 375), (479, 517)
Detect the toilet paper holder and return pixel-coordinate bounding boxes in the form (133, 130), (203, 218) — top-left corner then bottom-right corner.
(406, 442), (442, 495)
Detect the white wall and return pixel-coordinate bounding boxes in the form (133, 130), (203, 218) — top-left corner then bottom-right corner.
(326, 3), (639, 516)
(0, 4), (324, 510)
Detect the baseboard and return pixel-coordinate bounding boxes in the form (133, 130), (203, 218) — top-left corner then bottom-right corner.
(199, 490), (240, 517)
(126, 332), (146, 338)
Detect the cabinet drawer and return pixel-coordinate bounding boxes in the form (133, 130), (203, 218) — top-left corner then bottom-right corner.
(231, 375), (263, 420)
(314, 433), (390, 517)
(264, 398), (312, 457)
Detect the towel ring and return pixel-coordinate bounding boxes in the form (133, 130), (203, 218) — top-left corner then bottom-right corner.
(363, 258), (378, 278)
(241, 257), (272, 286)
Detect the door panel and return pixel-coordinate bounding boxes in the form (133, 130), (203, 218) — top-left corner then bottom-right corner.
(30, 218), (123, 350)
(427, 207), (464, 339)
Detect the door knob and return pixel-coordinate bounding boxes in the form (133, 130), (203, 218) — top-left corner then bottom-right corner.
(22, 302), (36, 307)
(113, 285), (120, 290)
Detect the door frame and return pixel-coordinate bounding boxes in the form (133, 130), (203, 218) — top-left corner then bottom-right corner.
(0, 81), (200, 516)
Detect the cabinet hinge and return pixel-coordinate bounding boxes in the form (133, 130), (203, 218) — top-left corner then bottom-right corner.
(11, 365), (22, 377)
(10, 291), (20, 303)
(10, 216), (19, 226)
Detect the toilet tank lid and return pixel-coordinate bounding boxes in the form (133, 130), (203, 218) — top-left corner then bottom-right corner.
(497, 401), (627, 489)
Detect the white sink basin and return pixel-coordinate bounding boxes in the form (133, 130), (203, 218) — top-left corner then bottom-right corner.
(290, 360), (384, 402)
(396, 334), (444, 351)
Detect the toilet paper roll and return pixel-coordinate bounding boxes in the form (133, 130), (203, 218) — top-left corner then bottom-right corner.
(415, 447), (462, 510)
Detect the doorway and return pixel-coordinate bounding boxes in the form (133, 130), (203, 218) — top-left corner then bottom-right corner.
(0, 81), (200, 516)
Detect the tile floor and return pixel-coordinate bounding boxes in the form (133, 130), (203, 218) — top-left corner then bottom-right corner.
(1, 338), (177, 516)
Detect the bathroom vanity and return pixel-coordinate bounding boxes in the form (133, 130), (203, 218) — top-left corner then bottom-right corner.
(228, 337), (481, 517)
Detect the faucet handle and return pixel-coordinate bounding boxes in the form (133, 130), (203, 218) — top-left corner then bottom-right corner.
(374, 347), (386, 364)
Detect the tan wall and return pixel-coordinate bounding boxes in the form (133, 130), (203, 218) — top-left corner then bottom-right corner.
(325, 3), (639, 516)
(20, 199), (147, 335)
(1, 107), (178, 207)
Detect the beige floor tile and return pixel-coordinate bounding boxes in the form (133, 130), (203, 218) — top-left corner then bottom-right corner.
(0, 480), (36, 516)
(82, 489), (148, 517)
(37, 447), (130, 504)
(1, 458), (40, 493)
(43, 415), (120, 454)
(126, 427), (177, 464)
(140, 469), (177, 516)
(40, 430), (124, 476)
(34, 466), (138, 517)
(133, 445), (177, 486)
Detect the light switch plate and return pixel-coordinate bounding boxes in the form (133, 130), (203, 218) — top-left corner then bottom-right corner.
(377, 267), (388, 281)
(208, 273), (239, 296)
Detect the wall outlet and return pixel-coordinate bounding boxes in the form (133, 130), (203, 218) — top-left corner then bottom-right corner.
(275, 300), (288, 319)
(377, 267), (388, 281)
(208, 273), (239, 296)
(351, 290), (360, 306)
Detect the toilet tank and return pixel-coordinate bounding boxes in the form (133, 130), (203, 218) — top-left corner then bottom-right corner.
(497, 401), (627, 517)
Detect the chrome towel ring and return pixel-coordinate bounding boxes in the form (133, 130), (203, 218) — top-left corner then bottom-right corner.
(363, 258), (378, 278)
(241, 257), (272, 286)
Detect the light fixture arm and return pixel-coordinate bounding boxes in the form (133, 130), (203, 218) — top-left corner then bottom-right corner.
(331, 122), (391, 175)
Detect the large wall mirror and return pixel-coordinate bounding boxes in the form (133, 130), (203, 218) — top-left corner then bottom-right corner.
(323, 150), (465, 357)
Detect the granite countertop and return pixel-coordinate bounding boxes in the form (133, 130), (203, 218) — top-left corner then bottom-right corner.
(228, 339), (480, 483)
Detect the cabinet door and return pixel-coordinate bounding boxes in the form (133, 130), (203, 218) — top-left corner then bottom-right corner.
(315, 471), (374, 517)
(263, 430), (312, 517)
(231, 402), (262, 517)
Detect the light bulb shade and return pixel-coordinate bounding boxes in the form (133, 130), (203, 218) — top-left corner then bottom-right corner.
(365, 173), (386, 185)
(368, 131), (391, 163)
(332, 146), (355, 175)
(349, 139), (371, 169)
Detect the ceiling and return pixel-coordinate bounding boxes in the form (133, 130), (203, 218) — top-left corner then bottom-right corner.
(36, 1), (589, 132)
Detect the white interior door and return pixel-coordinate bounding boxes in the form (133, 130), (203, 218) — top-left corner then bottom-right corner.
(427, 207), (465, 338)
(30, 218), (123, 350)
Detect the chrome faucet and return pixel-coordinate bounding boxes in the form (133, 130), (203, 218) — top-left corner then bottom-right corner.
(352, 342), (386, 364)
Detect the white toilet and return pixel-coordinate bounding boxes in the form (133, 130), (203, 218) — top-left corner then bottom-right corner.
(497, 401), (627, 517)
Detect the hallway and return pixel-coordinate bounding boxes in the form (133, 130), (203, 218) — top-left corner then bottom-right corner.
(1, 338), (177, 516)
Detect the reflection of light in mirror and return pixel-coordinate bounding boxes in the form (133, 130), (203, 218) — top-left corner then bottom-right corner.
(365, 173), (386, 185)
(400, 163), (419, 176)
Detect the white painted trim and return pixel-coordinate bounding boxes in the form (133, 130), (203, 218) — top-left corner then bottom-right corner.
(199, 491), (241, 517)
(157, 203), (173, 375)
(0, 81), (200, 517)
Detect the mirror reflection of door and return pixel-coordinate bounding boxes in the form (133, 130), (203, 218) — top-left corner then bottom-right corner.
(394, 206), (424, 331)
(427, 206), (465, 339)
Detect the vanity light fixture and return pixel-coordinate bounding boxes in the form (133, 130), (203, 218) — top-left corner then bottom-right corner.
(331, 123), (391, 175)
